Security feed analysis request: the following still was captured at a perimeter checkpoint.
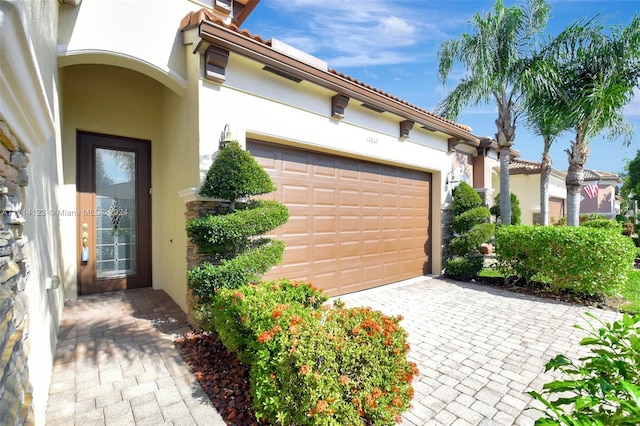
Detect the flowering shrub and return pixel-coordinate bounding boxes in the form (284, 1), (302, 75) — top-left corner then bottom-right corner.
(210, 280), (417, 425)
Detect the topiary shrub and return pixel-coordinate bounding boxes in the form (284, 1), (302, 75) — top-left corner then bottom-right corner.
(445, 182), (493, 279)
(495, 225), (635, 296)
(186, 142), (289, 305)
(489, 192), (521, 225)
(211, 280), (418, 425)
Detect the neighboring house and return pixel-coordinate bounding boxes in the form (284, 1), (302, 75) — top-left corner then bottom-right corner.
(508, 159), (568, 225)
(579, 169), (623, 219)
(1, 0), (499, 422)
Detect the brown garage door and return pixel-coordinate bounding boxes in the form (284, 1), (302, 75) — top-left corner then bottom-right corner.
(248, 140), (431, 296)
(549, 197), (565, 224)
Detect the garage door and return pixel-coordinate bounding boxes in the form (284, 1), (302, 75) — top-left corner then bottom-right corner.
(248, 140), (431, 296)
(549, 197), (565, 224)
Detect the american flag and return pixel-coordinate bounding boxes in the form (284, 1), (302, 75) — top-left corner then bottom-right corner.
(583, 181), (599, 199)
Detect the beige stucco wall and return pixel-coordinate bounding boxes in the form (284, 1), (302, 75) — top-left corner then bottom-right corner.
(60, 59), (200, 312)
(195, 53), (453, 274)
(508, 173), (567, 225)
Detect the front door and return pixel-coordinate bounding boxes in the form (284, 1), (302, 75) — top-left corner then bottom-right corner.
(77, 132), (151, 295)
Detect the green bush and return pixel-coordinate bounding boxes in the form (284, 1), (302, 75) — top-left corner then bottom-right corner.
(211, 281), (417, 425)
(451, 181), (483, 215)
(452, 206), (491, 234)
(448, 222), (495, 256)
(199, 141), (275, 202)
(444, 254), (484, 280)
(495, 225), (635, 296)
(187, 240), (285, 306)
(489, 192), (521, 225)
(580, 218), (622, 231)
(186, 200), (289, 257)
(529, 313), (640, 425)
(207, 279), (327, 360)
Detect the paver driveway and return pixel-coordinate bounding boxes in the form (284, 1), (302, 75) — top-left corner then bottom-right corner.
(46, 277), (620, 425)
(338, 277), (621, 426)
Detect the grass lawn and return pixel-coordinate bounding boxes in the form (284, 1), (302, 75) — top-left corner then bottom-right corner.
(621, 270), (640, 314)
(477, 268), (640, 314)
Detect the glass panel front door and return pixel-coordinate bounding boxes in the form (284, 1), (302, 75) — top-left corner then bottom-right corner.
(77, 132), (151, 295)
(95, 148), (136, 278)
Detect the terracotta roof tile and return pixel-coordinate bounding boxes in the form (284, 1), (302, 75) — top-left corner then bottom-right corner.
(181, 11), (472, 134)
(509, 158), (567, 178)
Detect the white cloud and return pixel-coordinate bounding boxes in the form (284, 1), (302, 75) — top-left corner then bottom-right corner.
(258, 0), (462, 68)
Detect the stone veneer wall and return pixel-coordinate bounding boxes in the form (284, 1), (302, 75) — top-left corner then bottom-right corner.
(184, 199), (229, 329)
(0, 131), (34, 425)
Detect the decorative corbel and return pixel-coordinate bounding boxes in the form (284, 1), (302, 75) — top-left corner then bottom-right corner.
(448, 138), (461, 154)
(205, 46), (230, 83)
(399, 120), (414, 139)
(331, 94), (350, 119)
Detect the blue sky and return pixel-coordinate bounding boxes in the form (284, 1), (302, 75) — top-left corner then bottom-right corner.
(243, 0), (640, 176)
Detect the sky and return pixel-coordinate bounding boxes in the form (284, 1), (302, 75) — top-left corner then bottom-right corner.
(243, 0), (640, 177)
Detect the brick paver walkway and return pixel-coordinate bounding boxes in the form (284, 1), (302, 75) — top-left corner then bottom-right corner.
(338, 277), (620, 426)
(45, 289), (224, 426)
(45, 278), (620, 425)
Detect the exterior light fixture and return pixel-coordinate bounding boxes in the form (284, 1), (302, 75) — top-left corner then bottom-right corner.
(219, 124), (234, 149)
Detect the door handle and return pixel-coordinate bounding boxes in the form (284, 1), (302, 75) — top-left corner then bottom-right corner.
(81, 223), (89, 262)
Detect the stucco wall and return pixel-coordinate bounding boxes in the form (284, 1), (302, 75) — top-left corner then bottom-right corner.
(509, 173), (567, 225)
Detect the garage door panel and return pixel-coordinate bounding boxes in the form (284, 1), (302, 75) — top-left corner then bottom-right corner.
(313, 188), (336, 206)
(248, 140), (431, 295)
(313, 215), (336, 233)
(282, 185), (308, 205)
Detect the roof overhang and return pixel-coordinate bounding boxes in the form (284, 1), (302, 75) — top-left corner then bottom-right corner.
(191, 19), (479, 145)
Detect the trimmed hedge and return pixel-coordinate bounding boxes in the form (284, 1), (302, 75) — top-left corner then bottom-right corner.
(451, 181), (483, 215)
(200, 141), (275, 201)
(452, 206), (491, 234)
(495, 225), (635, 296)
(580, 218), (622, 231)
(187, 239), (285, 305)
(448, 222), (495, 256)
(209, 280), (418, 425)
(186, 200), (289, 257)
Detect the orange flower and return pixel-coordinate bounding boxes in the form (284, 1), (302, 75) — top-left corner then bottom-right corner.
(391, 396), (404, 407)
(372, 387), (383, 399)
(339, 375), (350, 385)
(290, 315), (302, 325)
(233, 291), (244, 300)
(299, 364), (310, 375)
(314, 399), (327, 414)
(288, 324), (300, 335)
(257, 331), (273, 343)
(272, 309), (282, 319)
(270, 325), (282, 334)
(351, 326), (360, 335)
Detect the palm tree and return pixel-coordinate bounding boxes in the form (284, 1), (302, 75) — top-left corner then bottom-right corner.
(533, 16), (640, 226)
(436, 0), (551, 225)
(521, 56), (567, 225)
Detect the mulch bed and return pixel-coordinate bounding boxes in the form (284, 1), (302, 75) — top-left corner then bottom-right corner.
(175, 331), (268, 426)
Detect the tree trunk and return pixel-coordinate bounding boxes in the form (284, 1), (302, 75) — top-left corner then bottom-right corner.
(495, 110), (515, 225)
(499, 146), (512, 225)
(565, 133), (590, 226)
(539, 142), (552, 226)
